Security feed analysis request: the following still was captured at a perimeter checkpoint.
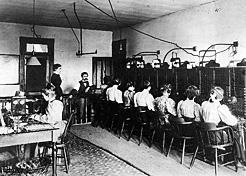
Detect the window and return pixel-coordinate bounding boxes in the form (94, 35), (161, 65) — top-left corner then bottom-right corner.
(0, 55), (19, 84)
(26, 43), (48, 53)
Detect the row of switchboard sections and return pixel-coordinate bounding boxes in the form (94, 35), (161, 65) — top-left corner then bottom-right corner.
(118, 67), (246, 117)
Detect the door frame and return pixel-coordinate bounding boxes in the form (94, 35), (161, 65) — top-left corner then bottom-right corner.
(19, 37), (54, 92)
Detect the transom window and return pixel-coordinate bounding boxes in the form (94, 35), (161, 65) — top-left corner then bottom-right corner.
(26, 43), (48, 53)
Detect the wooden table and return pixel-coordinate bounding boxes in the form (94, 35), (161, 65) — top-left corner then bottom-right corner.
(0, 129), (59, 176)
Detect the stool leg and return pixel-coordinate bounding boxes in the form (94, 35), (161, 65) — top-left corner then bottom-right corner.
(139, 126), (144, 146)
(52, 143), (57, 176)
(128, 125), (135, 141)
(181, 139), (186, 165)
(167, 137), (174, 157)
(190, 145), (199, 169)
(63, 146), (69, 173)
(149, 129), (155, 148)
(215, 148), (218, 176)
(162, 131), (166, 154)
(110, 116), (114, 131)
(120, 121), (125, 138)
(232, 145), (238, 172)
(202, 147), (206, 161)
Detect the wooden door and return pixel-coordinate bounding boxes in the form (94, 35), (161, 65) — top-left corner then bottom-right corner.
(92, 57), (113, 88)
(25, 56), (48, 92)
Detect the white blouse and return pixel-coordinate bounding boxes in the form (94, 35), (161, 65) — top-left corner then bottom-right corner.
(177, 99), (201, 120)
(201, 100), (238, 126)
(134, 89), (154, 111)
(106, 85), (123, 104)
(46, 99), (64, 124)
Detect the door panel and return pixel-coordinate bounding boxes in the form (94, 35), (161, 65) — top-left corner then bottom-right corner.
(26, 56), (47, 92)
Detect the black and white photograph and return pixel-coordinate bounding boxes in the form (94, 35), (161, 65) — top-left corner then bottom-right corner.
(0, 0), (246, 175)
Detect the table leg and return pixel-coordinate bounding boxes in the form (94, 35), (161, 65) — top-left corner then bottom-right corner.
(52, 142), (57, 176)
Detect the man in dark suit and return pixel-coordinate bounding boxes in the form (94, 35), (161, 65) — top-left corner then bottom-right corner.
(78, 72), (90, 123)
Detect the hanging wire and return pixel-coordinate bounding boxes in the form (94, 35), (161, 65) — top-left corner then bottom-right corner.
(108, 0), (121, 39)
(83, 0), (177, 47)
(83, 0), (197, 56)
(61, 9), (80, 44)
(61, 9), (80, 52)
(31, 0), (41, 38)
(83, 0), (234, 60)
(201, 44), (233, 65)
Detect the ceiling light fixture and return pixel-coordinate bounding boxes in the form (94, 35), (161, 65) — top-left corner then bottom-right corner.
(27, 0), (41, 66)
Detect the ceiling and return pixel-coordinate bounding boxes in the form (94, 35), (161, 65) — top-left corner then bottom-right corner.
(0, 0), (215, 31)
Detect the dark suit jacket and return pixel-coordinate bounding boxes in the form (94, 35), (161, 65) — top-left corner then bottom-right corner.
(78, 80), (89, 98)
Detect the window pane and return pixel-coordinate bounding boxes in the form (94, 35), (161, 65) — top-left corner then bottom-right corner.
(0, 55), (19, 84)
(26, 43), (48, 53)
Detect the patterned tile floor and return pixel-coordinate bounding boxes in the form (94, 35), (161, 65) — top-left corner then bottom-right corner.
(46, 133), (147, 176)
(70, 124), (246, 176)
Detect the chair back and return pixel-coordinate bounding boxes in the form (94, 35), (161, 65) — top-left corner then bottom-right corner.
(136, 106), (149, 123)
(198, 123), (234, 148)
(199, 122), (217, 130)
(169, 117), (195, 138)
(122, 106), (134, 120)
(61, 111), (77, 143)
(107, 101), (121, 115)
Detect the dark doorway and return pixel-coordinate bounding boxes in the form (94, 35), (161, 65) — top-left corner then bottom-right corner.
(92, 57), (113, 88)
(19, 37), (54, 94)
(25, 56), (47, 92)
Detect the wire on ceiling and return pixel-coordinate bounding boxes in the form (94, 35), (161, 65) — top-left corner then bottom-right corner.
(83, 0), (234, 59)
(31, 0), (41, 38)
(61, 9), (80, 52)
(108, 0), (121, 40)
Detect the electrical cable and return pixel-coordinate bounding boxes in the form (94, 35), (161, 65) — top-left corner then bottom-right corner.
(61, 9), (80, 51)
(73, 2), (83, 53)
(108, 0), (121, 39)
(163, 47), (196, 62)
(83, 0), (234, 60)
(83, 0), (176, 46)
(201, 44), (233, 66)
(31, 0), (41, 38)
(214, 45), (232, 56)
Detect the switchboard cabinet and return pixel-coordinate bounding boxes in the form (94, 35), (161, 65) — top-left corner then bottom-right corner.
(118, 66), (246, 117)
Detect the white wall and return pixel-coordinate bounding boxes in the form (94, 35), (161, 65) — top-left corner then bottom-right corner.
(113, 0), (246, 67)
(0, 22), (112, 95)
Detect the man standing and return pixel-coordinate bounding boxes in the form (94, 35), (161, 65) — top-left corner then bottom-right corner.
(77, 72), (90, 123)
(51, 64), (63, 101)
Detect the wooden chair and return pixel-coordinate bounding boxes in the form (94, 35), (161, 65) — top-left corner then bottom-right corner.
(128, 107), (156, 147)
(42, 111), (76, 173)
(119, 106), (134, 139)
(158, 115), (173, 155)
(105, 101), (121, 132)
(167, 118), (197, 165)
(190, 123), (237, 176)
